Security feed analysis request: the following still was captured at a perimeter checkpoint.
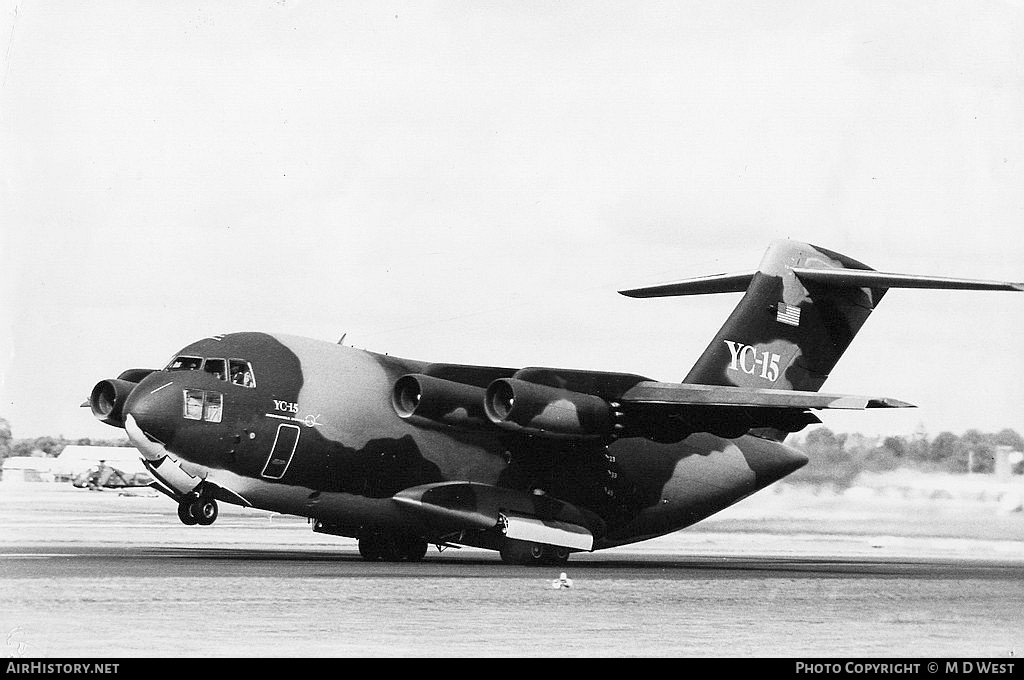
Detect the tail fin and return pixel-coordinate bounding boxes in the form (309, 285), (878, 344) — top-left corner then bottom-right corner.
(620, 240), (1022, 392)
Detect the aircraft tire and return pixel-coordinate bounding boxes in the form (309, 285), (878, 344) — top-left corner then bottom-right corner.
(358, 532), (428, 561)
(177, 502), (198, 526)
(358, 533), (383, 561)
(499, 539), (547, 566)
(500, 540), (571, 565)
(193, 498), (218, 526)
(378, 536), (404, 562)
(402, 536), (428, 562)
(543, 546), (571, 565)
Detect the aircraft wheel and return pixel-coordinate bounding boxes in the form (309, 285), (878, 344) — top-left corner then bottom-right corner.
(177, 502), (198, 526)
(358, 532), (428, 562)
(401, 536), (428, 562)
(543, 546), (571, 565)
(358, 533), (383, 561)
(193, 498), (218, 526)
(499, 538), (547, 565)
(377, 536), (404, 562)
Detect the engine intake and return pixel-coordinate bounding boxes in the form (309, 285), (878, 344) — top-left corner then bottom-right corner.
(89, 378), (139, 428)
(391, 374), (489, 429)
(484, 378), (622, 439)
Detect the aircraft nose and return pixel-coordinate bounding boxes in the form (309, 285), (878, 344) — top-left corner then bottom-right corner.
(123, 378), (180, 446)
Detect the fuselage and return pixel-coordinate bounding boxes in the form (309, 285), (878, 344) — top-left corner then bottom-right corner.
(121, 332), (807, 550)
(96, 239), (1021, 562)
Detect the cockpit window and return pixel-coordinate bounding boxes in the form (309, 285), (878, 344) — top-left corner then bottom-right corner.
(183, 389), (204, 419)
(204, 392), (223, 423)
(183, 389), (223, 422)
(165, 355), (254, 387)
(229, 359), (256, 388)
(167, 356), (203, 371)
(204, 358), (227, 381)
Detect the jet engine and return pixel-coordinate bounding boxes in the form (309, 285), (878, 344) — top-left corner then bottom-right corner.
(87, 369), (157, 427)
(483, 378), (624, 440)
(391, 374), (490, 430)
(115, 368), (157, 383)
(89, 378), (138, 427)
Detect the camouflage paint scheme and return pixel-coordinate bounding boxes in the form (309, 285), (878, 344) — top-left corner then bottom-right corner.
(121, 331), (808, 549)
(97, 240), (1021, 560)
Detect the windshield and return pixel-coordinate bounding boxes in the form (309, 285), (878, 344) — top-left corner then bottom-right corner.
(167, 356), (203, 371)
(165, 354), (255, 388)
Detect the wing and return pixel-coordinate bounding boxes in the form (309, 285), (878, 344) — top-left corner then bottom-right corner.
(392, 364), (911, 443)
(615, 381), (911, 441)
(619, 381), (910, 409)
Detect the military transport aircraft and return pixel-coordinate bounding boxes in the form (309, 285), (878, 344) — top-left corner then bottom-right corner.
(86, 240), (1022, 564)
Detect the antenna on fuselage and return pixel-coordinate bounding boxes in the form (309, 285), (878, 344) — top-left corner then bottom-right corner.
(337, 333), (347, 345)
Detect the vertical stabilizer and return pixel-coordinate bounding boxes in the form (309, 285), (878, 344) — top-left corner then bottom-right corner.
(681, 241), (882, 391)
(621, 240), (884, 392)
(619, 239), (1022, 393)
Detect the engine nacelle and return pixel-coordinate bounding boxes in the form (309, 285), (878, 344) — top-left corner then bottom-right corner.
(116, 368), (158, 383)
(89, 378), (139, 428)
(484, 378), (622, 439)
(391, 374), (490, 430)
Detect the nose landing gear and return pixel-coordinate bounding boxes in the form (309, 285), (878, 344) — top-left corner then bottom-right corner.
(176, 493), (219, 526)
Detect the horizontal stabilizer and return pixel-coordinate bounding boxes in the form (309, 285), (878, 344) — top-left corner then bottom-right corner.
(793, 268), (1024, 291)
(620, 381), (913, 410)
(619, 268), (1023, 298)
(618, 271), (756, 298)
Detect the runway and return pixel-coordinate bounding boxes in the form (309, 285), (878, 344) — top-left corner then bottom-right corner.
(4, 543), (1024, 580)
(2, 484), (1022, 657)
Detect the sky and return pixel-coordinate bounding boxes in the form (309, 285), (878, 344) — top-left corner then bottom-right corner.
(1, 1), (1022, 442)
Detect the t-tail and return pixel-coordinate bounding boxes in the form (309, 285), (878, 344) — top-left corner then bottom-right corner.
(620, 239), (1023, 392)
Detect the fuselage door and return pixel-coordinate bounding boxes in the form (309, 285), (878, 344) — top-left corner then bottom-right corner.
(261, 423), (300, 480)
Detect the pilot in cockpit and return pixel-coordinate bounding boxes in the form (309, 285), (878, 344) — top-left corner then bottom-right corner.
(231, 365), (253, 387)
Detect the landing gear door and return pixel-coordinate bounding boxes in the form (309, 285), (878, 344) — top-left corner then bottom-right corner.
(261, 423), (300, 480)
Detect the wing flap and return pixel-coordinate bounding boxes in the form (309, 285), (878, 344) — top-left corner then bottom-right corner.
(503, 515), (593, 551)
(392, 481), (606, 539)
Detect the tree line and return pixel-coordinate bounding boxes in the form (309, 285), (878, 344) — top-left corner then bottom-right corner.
(787, 426), (1024, 487)
(0, 417), (131, 462)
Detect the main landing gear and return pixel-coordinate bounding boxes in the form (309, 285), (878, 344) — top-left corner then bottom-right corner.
(176, 493), (219, 526)
(357, 531), (429, 562)
(499, 538), (571, 566)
